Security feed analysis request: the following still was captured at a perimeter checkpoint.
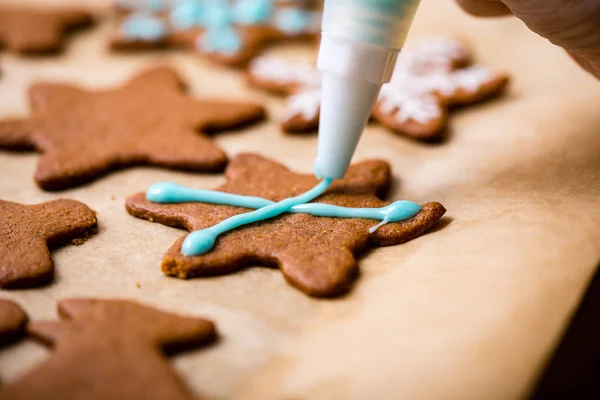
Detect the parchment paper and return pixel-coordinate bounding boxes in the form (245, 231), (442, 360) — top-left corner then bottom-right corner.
(1, 1), (600, 399)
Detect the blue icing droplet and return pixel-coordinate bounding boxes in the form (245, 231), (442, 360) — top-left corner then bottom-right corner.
(204, 1), (234, 28)
(146, 0), (167, 11)
(170, 0), (205, 30)
(232, 0), (273, 25)
(121, 13), (167, 41)
(199, 25), (243, 54)
(273, 8), (311, 34)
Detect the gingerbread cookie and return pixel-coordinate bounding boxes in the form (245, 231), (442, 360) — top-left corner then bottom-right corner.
(0, 199), (97, 289)
(110, 0), (321, 67)
(0, 298), (216, 400)
(0, 299), (27, 347)
(248, 36), (509, 139)
(0, 7), (93, 55)
(0, 66), (265, 191)
(126, 153), (445, 297)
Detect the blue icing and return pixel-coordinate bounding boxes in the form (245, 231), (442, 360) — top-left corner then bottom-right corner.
(146, 182), (423, 256)
(273, 8), (312, 34)
(198, 25), (243, 54)
(118, 0), (167, 11)
(232, 0), (273, 25)
(181, 178), (333, 256)
(121, 13), (167, 41)
(146, 0), (167, 11)
(353, 0), (417, 15)
(170, 0), (205, 29)
(204, 1), (234, 28)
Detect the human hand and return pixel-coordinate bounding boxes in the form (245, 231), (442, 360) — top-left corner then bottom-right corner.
(455, 0), (600, 79)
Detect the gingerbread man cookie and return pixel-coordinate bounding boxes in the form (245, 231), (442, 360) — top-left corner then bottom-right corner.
(248, 36), (509, 140)
(0, 7), (93, 55)
(0, 66), (265, 191)
(126, 153), (445, 297)
(0, 299), (28, 347)
(0, 298), (216, 400)
(0, 199), (97, 289)
(111, 0), (321, 67)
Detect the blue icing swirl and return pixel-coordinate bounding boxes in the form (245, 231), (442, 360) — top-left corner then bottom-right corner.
(121, 13), (167, 41)
(146, 182), (423, 256)
(273, 8), (312, 34)
(170, 0), (205, 30)
(198, 25), (243, 54)
(232, 0), (273, 25)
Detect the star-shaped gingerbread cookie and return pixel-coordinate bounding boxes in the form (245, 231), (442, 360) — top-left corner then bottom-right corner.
(0, 298), (215, 400)
(0, 199), (97, 288)
(0, 7), (93, 55)
(0, 299), (27, 346)
(126, 153), (446, 297)
(0, 66), (266, 191)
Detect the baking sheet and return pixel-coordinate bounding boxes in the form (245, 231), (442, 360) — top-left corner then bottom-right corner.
(1, 0), (600, 399)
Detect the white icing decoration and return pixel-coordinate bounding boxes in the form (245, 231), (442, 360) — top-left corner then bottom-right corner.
(378, 86), (442, 124)
(413, 36), (470, 62)
(266, 37), (497, 126)
(249, 56), (322, 87)
(447, 66), (494, 93)
(393, 36), (470, 76)
(281, 88), (321, 122)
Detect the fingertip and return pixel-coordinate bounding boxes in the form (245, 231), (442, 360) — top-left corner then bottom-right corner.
(455, 0), (513, 17)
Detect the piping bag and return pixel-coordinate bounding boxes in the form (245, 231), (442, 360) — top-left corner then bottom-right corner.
(315, 0), (422, 179)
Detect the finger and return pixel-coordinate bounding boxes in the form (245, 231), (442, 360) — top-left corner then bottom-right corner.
(455, 0), (512, 17)
(568, 51), (600, 80)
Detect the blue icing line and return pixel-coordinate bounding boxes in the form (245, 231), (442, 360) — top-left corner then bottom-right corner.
(148, 182), (271, 209)
(273, 8), (311, 34)
(170, 0), (205, 30)
(179, 178), (333, 256)
(198, 25), (243, 54)
(232, 0), (273, 25)
(147, 182), (423, 256)
(121, 13), (167, 41)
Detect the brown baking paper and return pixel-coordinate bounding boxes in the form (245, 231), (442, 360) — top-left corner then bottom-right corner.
(1, 0), (600, 399)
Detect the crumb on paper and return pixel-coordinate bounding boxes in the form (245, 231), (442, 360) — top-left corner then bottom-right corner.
(71, 238), (85, 246)
(136, 281), (141, 289)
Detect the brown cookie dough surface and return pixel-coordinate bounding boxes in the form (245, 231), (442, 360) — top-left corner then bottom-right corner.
(0, 299), (28, 346)
(126, 153), (446, 297)
(0, 8), (93, 55)
(0, 66), (266, 191)
(0, 199), (97, 289)
(0, 298), (216, 400)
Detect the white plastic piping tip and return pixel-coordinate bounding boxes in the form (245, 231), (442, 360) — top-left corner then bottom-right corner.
(315, 72), (382, 180)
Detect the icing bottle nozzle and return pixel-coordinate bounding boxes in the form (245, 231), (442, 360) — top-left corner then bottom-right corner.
(315, 0), (421, 179)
